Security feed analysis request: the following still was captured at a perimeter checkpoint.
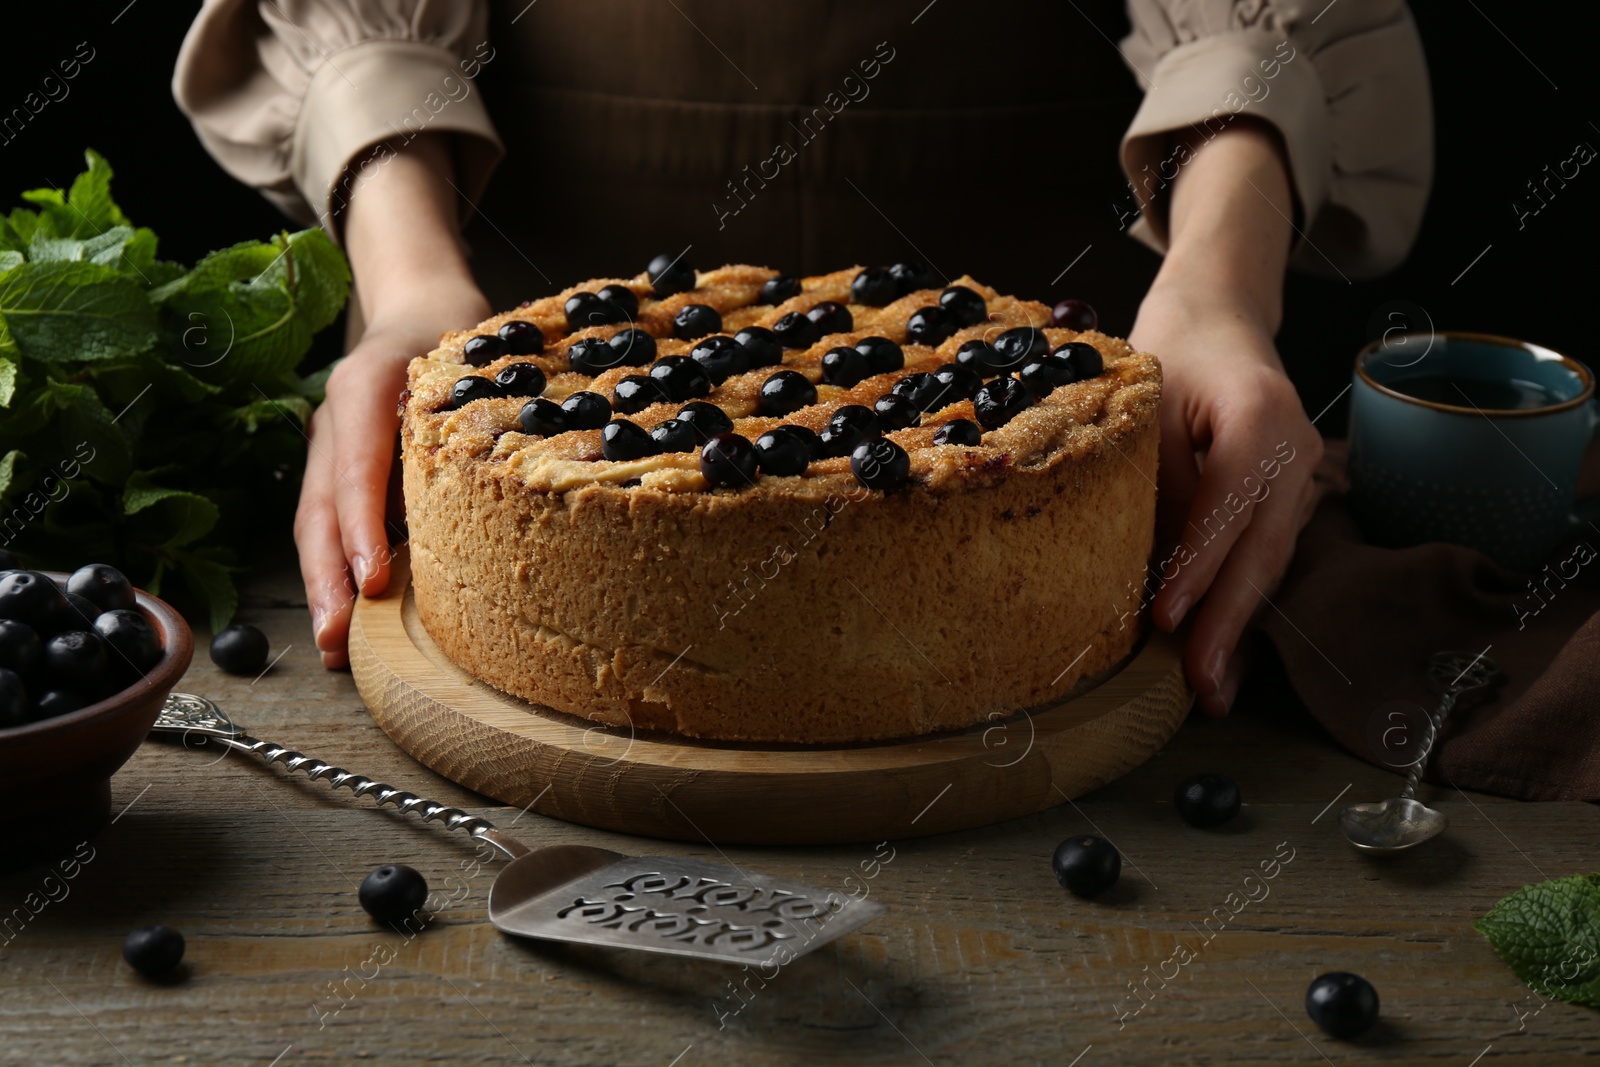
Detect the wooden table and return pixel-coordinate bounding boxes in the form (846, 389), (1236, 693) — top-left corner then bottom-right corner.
(3, 554), (1596, 1066)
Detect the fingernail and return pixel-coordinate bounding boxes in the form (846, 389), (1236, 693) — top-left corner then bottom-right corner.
(1168, 593), (1192, 628)
(1217, 659), (1243, 713)
(1205, 649), (1227, 694)
(310, 605), (328, 643)
(352, 553), (372, 586)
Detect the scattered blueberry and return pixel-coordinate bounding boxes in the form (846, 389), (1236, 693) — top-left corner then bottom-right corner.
(806, 301), (853, 335)
(873, 392), (922, 431)
(601, 419), (657, 461)
(123, 925), (186, 978)
(1055, 341), (1104, 380)
(566, 291), (626, 330)
(462, 334), (503, 367)
(992, 327), (1050, 369)
(889, 261), (933, 294)
(772, 312), (821, 349)
(0, 619), (41, 678)
(673, 304), (722, 341)
(518, 397), (567, 437)
(819, 405), (881, 457)
(1174, 773), (1241, 828)
(1052, 835), (1121, 898)
(759, 274), (803, 304)
(68, 563), (136, 612)
(753, 426), (814, 476)
(933, 362), (984, 400)
(359, 864), (430, 925)
(493, 363), (547, 398)
(0, 668), (27, 728)
(850, 438), (910, 491)
(734, 326), (784, 368)
(675, 401), (734, 442)
(851, 266), (899, 306)
(1050, 299), (1098, 331)
(932, 419), (983, 446)
(891, 372), (947, 413)
(938, 285), (988, 327)
(821, 346), (873, 389)
(973, 375), (1032, 429)
(560, 391), (612, 430)
(650, 418), (699, 454)
(608, 328), (657, 367)
(567, 337), (621, 376)
(448, 376), (504, 411)
(649, 357), (712, 402)
(647, 253), (696, 297)
(856, 336), (904, 375)
(759, 371), (818, 417)
(689, 336), (750, 385)
(905, 305), (955, 347)
(700, 433), (759, 489)
(1306, 973), (1380, 1039)
(93, 609), (162, 673)
(613, 375), (665, 415)
(497, 320), (545, 355)
(210, 623), (269, 676)
(596, 283), (640, 319)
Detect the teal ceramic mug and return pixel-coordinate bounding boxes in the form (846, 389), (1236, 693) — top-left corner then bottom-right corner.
(1348, 331), (1600, 572)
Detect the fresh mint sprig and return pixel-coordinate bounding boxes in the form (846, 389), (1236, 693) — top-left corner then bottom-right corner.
(0, 150), (350, 631)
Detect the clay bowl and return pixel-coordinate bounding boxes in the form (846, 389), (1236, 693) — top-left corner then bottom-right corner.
(0, 574), (193, 868)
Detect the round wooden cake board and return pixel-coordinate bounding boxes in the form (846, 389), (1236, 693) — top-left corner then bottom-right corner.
(349, 548), (1194, 845)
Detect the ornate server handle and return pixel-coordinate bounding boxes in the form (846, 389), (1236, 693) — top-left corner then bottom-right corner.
(152, 693), (531, 862)
(1399, 690), (1456, 802)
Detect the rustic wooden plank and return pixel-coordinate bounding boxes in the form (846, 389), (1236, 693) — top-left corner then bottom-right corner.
(1, 558), (1595, 1066)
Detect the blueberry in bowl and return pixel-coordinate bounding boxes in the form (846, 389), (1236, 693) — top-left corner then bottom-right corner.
(0, 562), (193, 867)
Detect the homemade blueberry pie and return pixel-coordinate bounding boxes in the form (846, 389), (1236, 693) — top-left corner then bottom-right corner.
(401, 262), (1159, 742)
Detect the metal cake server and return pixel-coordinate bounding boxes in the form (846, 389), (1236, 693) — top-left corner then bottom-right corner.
(149, 693), (884, 963)
(1338, 650), (1504, 854)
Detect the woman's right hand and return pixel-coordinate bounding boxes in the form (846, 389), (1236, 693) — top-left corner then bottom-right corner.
(296, 135), (490, 668)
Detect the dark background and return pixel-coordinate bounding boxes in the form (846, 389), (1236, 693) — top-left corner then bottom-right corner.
(0, 1), (1591, 433)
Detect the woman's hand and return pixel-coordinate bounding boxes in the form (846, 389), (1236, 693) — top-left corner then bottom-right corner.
(296, 135), (489, 668)
(1130, 285), (1322, 716)
(1126, 118), (1323, 715)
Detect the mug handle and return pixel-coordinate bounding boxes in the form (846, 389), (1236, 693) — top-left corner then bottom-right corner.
(1571, 398), (1600, 532)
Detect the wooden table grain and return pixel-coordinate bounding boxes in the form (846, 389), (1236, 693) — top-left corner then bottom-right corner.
(2, 554), (1595, 1066)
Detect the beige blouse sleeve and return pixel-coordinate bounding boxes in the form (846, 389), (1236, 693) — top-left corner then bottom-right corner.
(1120, 0), (1433, 278)
(172, 0), (504, 234)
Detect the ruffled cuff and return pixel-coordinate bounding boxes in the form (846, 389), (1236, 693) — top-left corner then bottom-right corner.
(295, 38), (504, 236)
(1120, 31), (1328, 260)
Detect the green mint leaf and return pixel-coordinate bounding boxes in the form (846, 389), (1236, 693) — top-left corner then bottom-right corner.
(61, 150), (130, 238)
(38, 378), (131, 485)
(171, 547), (238, 634)
(0, 251), (22, 272)
(124, 472), (220, 548)
(1476, 873), (1600, 1008)
(29, 224), (135, 265)
(6, 208), (40, 246)
(155, 229), (349, 387)
(0, 449), (18, 504)
(0, 260), (158, 362)
(0, 358), (15, 408)
(234, 394), (311, 434)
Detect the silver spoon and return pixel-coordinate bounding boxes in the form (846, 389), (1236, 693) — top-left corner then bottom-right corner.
(1339, 650), (1503, 853)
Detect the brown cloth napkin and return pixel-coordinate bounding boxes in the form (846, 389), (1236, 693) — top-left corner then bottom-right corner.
(1257, 441), (1600, 802)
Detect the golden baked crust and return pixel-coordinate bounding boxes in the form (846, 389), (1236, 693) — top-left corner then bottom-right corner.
(401, 265), (1161, 743)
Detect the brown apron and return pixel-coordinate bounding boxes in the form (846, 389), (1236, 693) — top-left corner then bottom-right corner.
(464, 0), (1156, 331)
